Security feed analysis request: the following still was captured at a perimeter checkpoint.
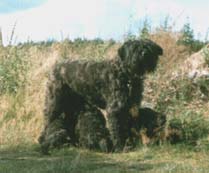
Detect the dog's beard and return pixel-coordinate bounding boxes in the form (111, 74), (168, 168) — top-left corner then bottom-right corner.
(145, 57), (159, 73)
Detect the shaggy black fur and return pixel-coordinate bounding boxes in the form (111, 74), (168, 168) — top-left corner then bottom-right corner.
(130, 108), (166, 145)
(39, 39), (163, 153)
(75, 103), (112, 152)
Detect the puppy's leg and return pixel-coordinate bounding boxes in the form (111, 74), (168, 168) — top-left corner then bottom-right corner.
(75, 103), (112, 152)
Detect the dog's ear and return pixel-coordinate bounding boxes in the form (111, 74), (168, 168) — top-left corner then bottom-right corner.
(143, 39), (163, 56)
(118, 40), (140, 61)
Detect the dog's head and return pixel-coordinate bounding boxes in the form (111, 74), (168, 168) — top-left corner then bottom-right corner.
(118, 39), (163, 75)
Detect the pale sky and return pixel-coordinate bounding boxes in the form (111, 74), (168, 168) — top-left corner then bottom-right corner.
(0, 0), (208, 45)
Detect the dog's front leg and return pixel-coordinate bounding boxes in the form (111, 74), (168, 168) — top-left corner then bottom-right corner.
(106, 92), (130, 151)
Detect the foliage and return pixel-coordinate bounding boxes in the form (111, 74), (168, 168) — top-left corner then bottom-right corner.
(155, 78), (197, 113)
(139, 18), (150, 39)
(178, 22), (194, 46)
(153, 76), (209, 145)
(123, 31), (136, 41)
(196, 76), (209, 98)
(178, 21), (205, 52)
(168, 111), (209, 145)
(0, 47), (29, 95)
(160, 15), (171, 31)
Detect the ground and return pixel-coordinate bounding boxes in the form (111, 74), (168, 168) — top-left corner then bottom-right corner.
(1, 144), (209, 173)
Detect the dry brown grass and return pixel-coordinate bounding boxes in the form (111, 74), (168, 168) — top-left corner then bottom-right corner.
(150, 31), (189, 76)
(142, 31), (189, 107)
(0, 45), (60, 145)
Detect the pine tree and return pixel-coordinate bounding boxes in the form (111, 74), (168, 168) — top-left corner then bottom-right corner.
(179, 22), (194, 46)
(139, 18), (150, 39)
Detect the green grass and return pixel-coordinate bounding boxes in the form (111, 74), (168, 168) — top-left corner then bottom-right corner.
(1, 144), (209, 173)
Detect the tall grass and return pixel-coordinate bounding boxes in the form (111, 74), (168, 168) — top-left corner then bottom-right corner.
(0, 46), (29, 95)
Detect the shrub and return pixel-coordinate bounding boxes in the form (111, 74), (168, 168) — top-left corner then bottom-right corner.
(167, 111), (209, 145)
(190, 40), (205, 52)
(155, 78), (197, 113)
(196, 76), (209, 99)
(0, 47), (29, 95)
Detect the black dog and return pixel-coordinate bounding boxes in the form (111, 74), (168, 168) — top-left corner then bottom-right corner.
(39, 39), (163, 152)
(130, 108), (166, 145)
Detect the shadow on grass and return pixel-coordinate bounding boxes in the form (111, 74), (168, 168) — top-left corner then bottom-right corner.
(0, 145), (166, 173)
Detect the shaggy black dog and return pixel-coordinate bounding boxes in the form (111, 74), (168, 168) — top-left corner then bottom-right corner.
(39, 39), (163, 153)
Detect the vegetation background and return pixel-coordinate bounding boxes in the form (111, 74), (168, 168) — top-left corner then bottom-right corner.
(0, 18), (209, 172)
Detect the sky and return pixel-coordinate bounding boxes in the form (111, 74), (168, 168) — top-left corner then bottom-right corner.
(0, 0), (208, 45)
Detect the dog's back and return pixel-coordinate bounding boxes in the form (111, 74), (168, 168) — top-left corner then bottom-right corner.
(55, 59), (123, 108)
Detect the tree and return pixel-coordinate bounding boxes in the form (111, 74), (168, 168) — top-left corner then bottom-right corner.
(179, 21), (194, 47)
(139, 18), (150, 39)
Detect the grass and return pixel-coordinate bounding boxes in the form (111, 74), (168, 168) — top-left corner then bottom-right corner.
(1, 144), (209, 173)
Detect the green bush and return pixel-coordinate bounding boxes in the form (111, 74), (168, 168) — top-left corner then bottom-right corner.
(190, 40), (205, 52)
(175, 79), (197, 102)
(155, 78), (197, 113)
(0, 47), (29, 95)
(196, 76), (209, 99)
(168, 111), (209, 145)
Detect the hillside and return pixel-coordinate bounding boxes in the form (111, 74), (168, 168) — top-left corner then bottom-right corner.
(143, 33), (209, 117)
(0, 31), (209, 172)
